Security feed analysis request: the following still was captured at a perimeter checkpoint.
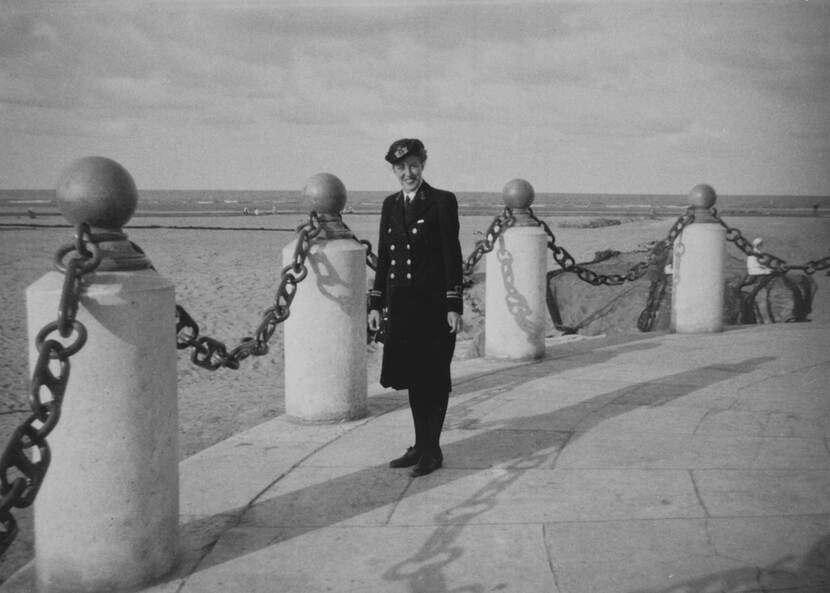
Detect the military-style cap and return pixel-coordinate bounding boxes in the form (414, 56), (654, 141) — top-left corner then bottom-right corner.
(385, 138), (427, 164)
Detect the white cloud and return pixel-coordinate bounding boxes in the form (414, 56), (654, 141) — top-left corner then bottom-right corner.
(0, 1), (828, 193)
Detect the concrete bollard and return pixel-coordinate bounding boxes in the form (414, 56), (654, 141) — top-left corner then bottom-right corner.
(671, 184), (726, 333)
(283, 173), (368, 422)
(26, 157), (178, 592)
(485, 179), (548, 360)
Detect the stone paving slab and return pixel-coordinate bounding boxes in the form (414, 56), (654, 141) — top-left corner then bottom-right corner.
(695, 408), (830, 438)
(545, 515), (830, 593)
(177, 524), (559, 593)
(556, 431), (830, 470)
(390, 468), (705, 525)
(694, 469), (830, 517)
(180, 417), (366, 517)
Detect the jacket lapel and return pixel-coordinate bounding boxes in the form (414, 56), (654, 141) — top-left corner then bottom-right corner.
(405, 182), (434, 226)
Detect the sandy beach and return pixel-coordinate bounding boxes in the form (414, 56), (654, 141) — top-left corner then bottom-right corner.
(2, 212), (829, 456)
(1, 211), (828, 581)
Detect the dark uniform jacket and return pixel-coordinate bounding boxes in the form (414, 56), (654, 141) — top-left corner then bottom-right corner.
(369, 181), (464, 392)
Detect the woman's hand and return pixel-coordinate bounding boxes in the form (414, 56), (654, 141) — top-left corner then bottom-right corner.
(368, 309), (381, 332)
(447, 311), (462, 334)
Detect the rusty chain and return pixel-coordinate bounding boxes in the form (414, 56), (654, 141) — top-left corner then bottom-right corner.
(175, 212), (322, 370)
(462, 207), (516, 276)
(712, 209), (830, 275)
(0, 223), (102, 557)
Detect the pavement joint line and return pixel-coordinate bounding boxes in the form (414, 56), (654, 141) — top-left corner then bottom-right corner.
(540, 523), (563, 593)
(692, 408), (719, 436)
(550, 430), (575, 469)
(736, 359), (830, 395)
(178, 413), (395, 586)
(385, 470), (417, 526)
(689, 469), (712, 518)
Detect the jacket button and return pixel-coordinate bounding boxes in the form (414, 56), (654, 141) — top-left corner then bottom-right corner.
(412, 228), (418, 234)
(390, 245), (395, 251)
(406, 259), (411, 265)
(406, 273), (411, 279)
(390, 272), (396, 279)
(391, 259), (396, 266)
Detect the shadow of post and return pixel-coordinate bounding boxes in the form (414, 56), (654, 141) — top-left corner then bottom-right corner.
(496, 239), (543, 346)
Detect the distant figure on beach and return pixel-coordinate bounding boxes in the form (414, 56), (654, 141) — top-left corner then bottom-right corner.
(742, 237), (775, 323)
(745, 237), (772, 279)
(27, 208), (36, 219)
(367, 138), (463, 478)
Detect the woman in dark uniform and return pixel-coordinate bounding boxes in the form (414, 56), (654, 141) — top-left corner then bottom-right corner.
(368, 138), (464, 477)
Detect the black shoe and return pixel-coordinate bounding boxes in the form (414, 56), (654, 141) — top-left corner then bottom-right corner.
(389, 446), (420, 468)
(410, 454), (442, 477)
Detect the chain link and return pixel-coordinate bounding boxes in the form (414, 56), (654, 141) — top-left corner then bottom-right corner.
(175, 212), (322, 370)
(528, 207), (695, 286)
(356, 238), (378, 271)
(0, 223), (101, 557)
(636, 243), (673, 332)
(463, 207), (516, 276)
(712, 209), (830, 275)
(337, 218), (378, 272)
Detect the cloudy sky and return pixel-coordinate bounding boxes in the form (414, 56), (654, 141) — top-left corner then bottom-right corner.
(1, 0), (828, 195)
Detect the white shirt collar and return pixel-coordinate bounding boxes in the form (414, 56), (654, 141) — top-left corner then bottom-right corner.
(403, 182), (423, 201)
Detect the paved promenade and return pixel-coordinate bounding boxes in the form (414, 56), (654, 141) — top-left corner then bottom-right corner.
(5, 323), (830, 592)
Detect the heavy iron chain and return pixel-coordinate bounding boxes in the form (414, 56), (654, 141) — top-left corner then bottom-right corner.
(0, 223), (102, 557)
(462, 207), (516, 276)
(175, 212), (322, 370)
(636, 242), (673, 333)
(348, 210), (513, 279)
(357, 238), (378, 271)
(528, 206), (696, 286)
(711, 209), (830, 275)
(338, 218), (378, 272)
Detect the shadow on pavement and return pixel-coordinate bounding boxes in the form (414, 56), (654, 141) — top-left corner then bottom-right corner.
(627, 533), (830, 593)
(167, 338), (781, 591)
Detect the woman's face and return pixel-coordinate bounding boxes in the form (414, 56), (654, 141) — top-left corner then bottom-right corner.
(392, 155), (424, 193)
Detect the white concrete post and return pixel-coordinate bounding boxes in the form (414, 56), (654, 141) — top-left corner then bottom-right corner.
(284, 173), (368, 422)
(671, 184), (726, 333)
(485, 179), (548, 360)
(26, 157), (178, 593)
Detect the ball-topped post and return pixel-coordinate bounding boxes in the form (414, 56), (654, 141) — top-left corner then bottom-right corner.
(26, 156), (178, 592)
(302, 172), (353, 239)
(502, 178), (536, 226)
(55, 156), (150, 270)
(687, 183), (717, 223)
(485, 178), (547, 360)
(284, 172), (367, 422)
(671, 183), (725, 333)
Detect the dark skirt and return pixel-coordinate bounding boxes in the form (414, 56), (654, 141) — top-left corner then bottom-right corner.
(380, 286), (456, 393)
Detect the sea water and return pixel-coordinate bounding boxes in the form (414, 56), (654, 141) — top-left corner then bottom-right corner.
(1, 188), (828, 219)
